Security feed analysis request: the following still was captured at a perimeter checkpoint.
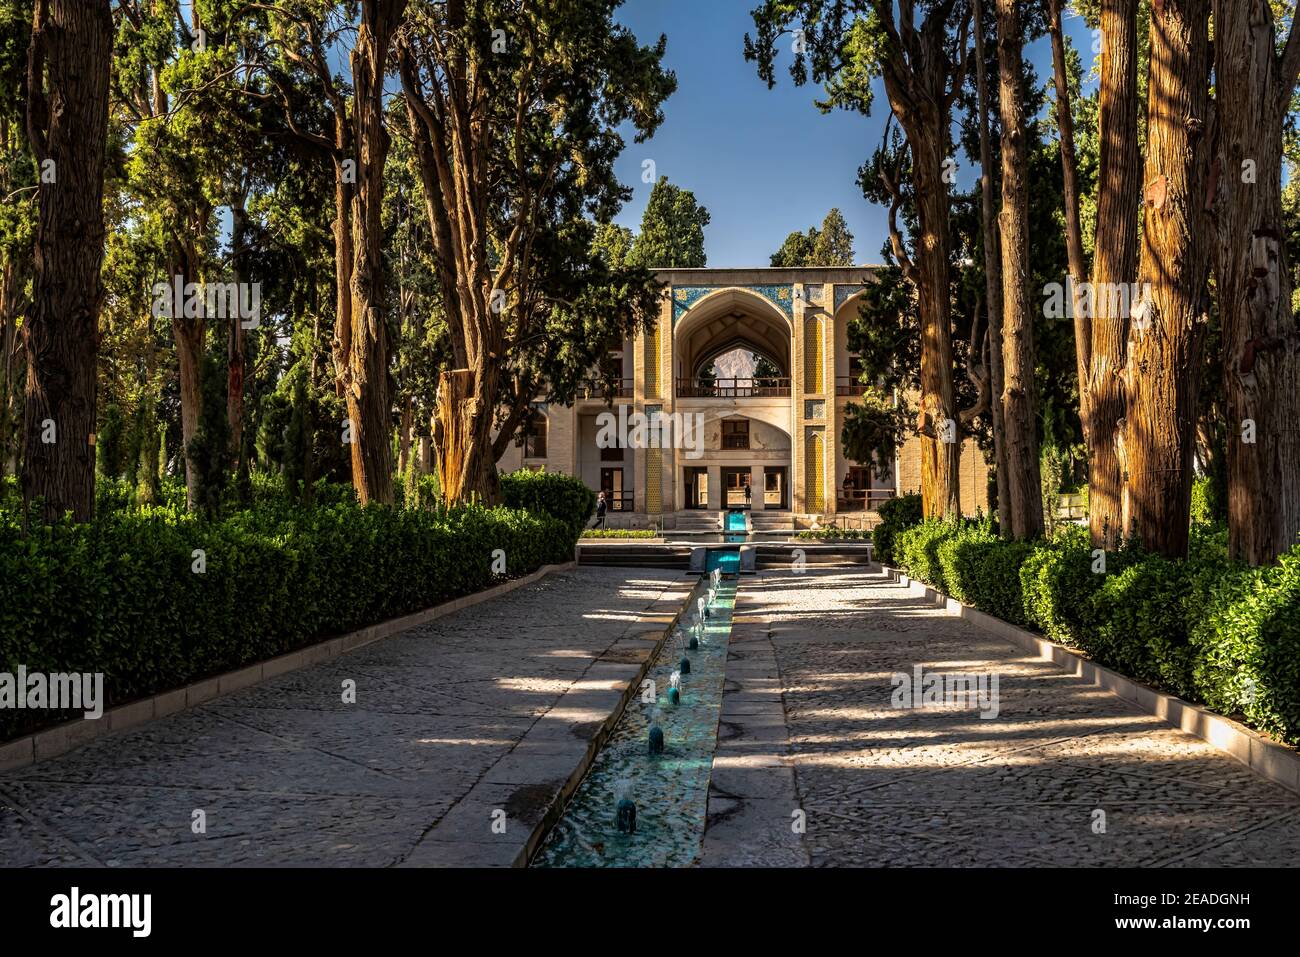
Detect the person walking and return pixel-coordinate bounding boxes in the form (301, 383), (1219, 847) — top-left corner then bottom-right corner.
(594, 490), (608, 529)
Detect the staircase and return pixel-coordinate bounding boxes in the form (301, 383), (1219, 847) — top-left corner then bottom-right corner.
(672, 511), (722, 533)
(750, 511), (794, 534)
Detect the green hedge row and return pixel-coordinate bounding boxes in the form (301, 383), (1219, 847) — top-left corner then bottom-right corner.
(891, 519), (1300, 746)
(1, 470), (588, 741)
(500, 468), (597, 540)
(871, 492), (922, 564)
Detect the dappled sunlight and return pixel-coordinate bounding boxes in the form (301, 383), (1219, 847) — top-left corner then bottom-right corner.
(413, 737), (518, 747)
(495, 677), (573, 694)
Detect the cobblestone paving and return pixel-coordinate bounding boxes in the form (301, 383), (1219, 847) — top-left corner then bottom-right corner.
(741, 568), (1300, 867)
(0, 568), (680, 867)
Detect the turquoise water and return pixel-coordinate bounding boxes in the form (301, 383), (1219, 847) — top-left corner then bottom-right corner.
(706, 548), (740, 575)
(532, 577), (737, 867)
(725, 510), (747, 531)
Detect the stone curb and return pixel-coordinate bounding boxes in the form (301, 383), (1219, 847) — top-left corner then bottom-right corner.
(0, 562), (579, 775)
(398, 572), (701, 867)
(881, 565), (1300, 796)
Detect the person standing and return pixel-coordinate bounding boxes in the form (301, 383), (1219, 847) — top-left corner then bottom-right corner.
(594, 490), (608, 529)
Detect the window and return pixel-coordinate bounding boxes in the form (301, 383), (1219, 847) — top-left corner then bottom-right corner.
(600, 444), (624, 462)
(722, 419), (750, 450)
(523, 410), (548, 459)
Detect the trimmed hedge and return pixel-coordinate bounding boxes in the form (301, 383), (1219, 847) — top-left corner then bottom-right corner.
(500, 468), (596, 540)
(796, 527), (869, 541)
(581, 528), (658, 539)
(0, 492), (575, 741)
(890, 518), (1300, 746)
(872, 492), (922, 564)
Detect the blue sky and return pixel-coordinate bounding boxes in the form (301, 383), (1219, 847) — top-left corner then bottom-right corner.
(611, 1), (1098, 268)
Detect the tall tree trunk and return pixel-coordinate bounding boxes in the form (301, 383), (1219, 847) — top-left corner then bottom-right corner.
(873, 5), (968, 520)
(994, 0), (1044, 539)
(169, 241), (205, 510)
(1123, 0), (1212, 558)
(1212, 0), (1300, 565)
(913, 164), (961, 520)
(397, 394), (412, 476)
(434, 367), (500, 504)
(343, 0), (405, 505)
(227, 188), (249, 463)
(972, 0), (1010, 534)
(1048, 0), (1092, 449)
(1088, 0), (1142, 549)
(0, 257), (25, 476)
(21, 0), (112, 523)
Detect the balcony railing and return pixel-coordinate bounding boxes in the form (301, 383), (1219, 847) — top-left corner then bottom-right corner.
(577, 378), (633, 400)
(836, 488), (897, 512)
(676, 377), (791, 398)
(836, 376), (870, 397)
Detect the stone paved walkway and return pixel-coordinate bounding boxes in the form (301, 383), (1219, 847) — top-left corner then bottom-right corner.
(705, 567), (1300, 867)
(0, 568), (684, 867)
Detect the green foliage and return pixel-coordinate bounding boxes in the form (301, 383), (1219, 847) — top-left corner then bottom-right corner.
(96, 403), (126, 480)
(0, 489), (577, 741)
(499, 468), (597, 541)
(1190, 475), (1227, 527)
(1192, 550), (1300, 741)
(1018, 525), (1107, 646)
(770, 208), (855, 266)
(187, 354), (231, 518)
(582, 528), (658, 539)
(630, 177), (710, 269)
(895, 519), (961, 593)
(796, 527), (868, 541)
(872, 492), (922, 564)
(886, 509), (1300, 746)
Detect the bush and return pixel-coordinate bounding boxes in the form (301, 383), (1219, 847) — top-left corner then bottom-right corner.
(1018, 525), (1110, 646)
(582, 528), (657, 539)
(895, 519), (960, 593)
(1192, 549), (1300, 741)
(872, 492), (922, 564)
(0, 493), (576, 741)
(885, 505), (1300, 746)
(499, 468), (596, 540)
(796, 527), (868, 541)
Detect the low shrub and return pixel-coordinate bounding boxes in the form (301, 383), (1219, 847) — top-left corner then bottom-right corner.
(499, 468), (596, 540)
(886, 508), (1300, 746)
(796, 527), (869, 541)
(872, 492), (922, 564)
(581, 528), (657, 539)
(0, 493), (575, 741)
(1192, 550), (1300, 742)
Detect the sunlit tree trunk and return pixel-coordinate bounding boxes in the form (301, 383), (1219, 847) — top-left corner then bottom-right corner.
(994, 0), (1043, 539)
(342, 0), (405, 505)
(1122, 0), (1213, 558)
(972, 0), (1010, 533)
(872, 3), (971, 519)
(1211, 0), (1300, 565)
(1088, 0), (1141, 549)
(1048, 0), (1092, 468)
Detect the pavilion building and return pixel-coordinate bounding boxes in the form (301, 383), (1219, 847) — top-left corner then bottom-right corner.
(497, 266), (989, 529)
